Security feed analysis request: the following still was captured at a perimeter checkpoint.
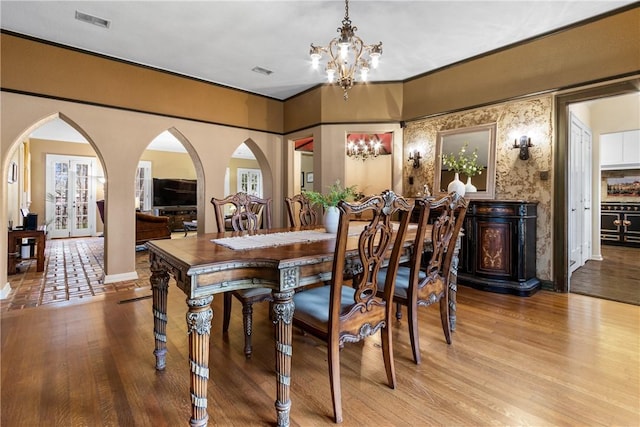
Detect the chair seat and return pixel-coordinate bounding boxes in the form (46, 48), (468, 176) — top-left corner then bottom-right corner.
(377, 266), (427, 300)
(293, 285), (355, 332)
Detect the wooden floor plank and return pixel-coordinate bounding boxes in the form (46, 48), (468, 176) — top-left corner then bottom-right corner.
(2, 284), (638, 426)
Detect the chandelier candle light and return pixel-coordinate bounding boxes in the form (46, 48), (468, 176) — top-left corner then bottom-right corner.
(346, 135), (383, 161)
(310, 0), (382, 100)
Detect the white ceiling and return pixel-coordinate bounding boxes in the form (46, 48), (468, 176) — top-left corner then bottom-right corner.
(1, 1), (634, 101)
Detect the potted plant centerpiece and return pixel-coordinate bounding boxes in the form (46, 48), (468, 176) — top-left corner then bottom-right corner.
(442, 143), (482, 196)
(303, 180), (358, 233)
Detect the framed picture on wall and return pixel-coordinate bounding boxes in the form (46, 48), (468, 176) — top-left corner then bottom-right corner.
(301, 172), (305, 188)
(307, 172), (314, 183)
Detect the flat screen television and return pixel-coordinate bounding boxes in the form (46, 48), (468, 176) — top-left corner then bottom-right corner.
(153, 178), (197, 207)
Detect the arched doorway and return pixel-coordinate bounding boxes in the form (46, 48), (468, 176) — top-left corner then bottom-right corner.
(140, 129), (199, 236)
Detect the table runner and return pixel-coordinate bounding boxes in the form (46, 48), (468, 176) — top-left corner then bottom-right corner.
(212, 229), (338, 250)
(212, 222), (411, 251)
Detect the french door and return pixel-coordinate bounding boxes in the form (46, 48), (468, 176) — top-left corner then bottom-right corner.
(46, 155), (97, 238)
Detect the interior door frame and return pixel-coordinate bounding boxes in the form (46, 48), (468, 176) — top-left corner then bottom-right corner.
(554, 77), (639, 292)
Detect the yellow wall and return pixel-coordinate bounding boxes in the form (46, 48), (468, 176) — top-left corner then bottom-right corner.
(141, 150), (197, 180)
(402, 7), (640, 120)
(0, 33), (284, 134)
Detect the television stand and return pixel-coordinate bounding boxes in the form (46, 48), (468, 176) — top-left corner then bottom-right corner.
(154, 206), (197, 232)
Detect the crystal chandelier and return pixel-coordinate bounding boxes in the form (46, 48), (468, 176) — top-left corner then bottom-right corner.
(346, 135), (383, 161)
(309, 0), (382, 101)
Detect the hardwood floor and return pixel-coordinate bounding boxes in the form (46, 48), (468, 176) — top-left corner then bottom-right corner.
(2, 283), (638, 426)
(571, 245), (640, 305)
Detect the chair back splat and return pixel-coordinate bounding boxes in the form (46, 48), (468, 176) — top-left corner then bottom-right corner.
(377, 192), (468, 364)
(210, 192), (274, 358)
(292, 190), (413, 423)
(285, 193), (319, 227)
(211, 192), (272, 233)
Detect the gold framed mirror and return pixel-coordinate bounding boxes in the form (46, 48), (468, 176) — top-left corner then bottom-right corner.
(434, 123), (496, 200)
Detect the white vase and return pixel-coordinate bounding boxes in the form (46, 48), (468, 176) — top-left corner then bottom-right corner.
(323, 206), (340, 233)
(465, 176), (477, 193)
(447, 172), (466, 197)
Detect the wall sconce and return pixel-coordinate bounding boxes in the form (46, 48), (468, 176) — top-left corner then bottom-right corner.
(408, 149), (422, 168)
(513, 135), (533, 160)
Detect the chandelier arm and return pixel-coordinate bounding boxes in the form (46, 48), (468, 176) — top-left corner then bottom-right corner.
(308, 0), (381, 101)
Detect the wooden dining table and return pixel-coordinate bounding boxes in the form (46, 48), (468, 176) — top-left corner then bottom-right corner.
(146, 224), (460, 427)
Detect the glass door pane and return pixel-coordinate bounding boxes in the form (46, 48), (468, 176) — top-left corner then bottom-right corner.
(47, 155), (96, 238)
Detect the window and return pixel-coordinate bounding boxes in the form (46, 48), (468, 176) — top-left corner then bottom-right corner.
(135, 161), (152, 211)
(237, 168), (262, 197)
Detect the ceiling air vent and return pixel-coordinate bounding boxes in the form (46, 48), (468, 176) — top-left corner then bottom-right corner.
(252, 66), (273, 76)
(75, 11), (110, 29)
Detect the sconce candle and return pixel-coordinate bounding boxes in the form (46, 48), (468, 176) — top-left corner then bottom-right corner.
(408, 149), (422, 168)
(513, 135), (533, 160)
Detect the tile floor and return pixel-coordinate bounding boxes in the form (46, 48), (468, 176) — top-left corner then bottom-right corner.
(2, 237), (154, 312)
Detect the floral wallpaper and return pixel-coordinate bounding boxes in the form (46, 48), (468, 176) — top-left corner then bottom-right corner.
(404, 95), (553, 281)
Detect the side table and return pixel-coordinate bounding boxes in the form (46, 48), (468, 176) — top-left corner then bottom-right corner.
(7, 227), (46, 274)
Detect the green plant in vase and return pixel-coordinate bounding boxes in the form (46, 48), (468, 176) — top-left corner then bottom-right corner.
(442, 143), (482, 194)
(303, 180), (358, 232)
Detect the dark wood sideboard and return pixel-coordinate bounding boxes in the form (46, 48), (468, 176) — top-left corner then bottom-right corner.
(458, 200), (540, 296)
(601, 202), (640, 247)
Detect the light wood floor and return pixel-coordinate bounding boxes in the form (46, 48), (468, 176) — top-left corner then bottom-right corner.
(2, 282), (638, 426)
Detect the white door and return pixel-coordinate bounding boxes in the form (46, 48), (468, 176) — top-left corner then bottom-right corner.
(46, 155), (97, 238)
(581, 127), (593, 266)
(568, 113), (593, 276)
(237, 168), (262, 197)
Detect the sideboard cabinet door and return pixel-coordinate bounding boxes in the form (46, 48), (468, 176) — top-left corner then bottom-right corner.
(459, 200), (540, 296)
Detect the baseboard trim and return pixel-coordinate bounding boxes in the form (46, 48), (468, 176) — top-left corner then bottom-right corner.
(103, 271), (139, 284)
(0, 282), (12, 299)
(591, 255), (604, 261)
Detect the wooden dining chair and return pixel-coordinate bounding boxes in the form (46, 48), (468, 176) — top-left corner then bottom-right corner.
(285, 193), (319, 227)
(210, 192), (273, 358)
(292, 190), (413, 423)
(377, 192), (468, 364)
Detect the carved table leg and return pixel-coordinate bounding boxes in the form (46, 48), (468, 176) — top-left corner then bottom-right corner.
(186, 295), (214, 427)
(150, 254), (170, 370)
(272, 289), (295, 427)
